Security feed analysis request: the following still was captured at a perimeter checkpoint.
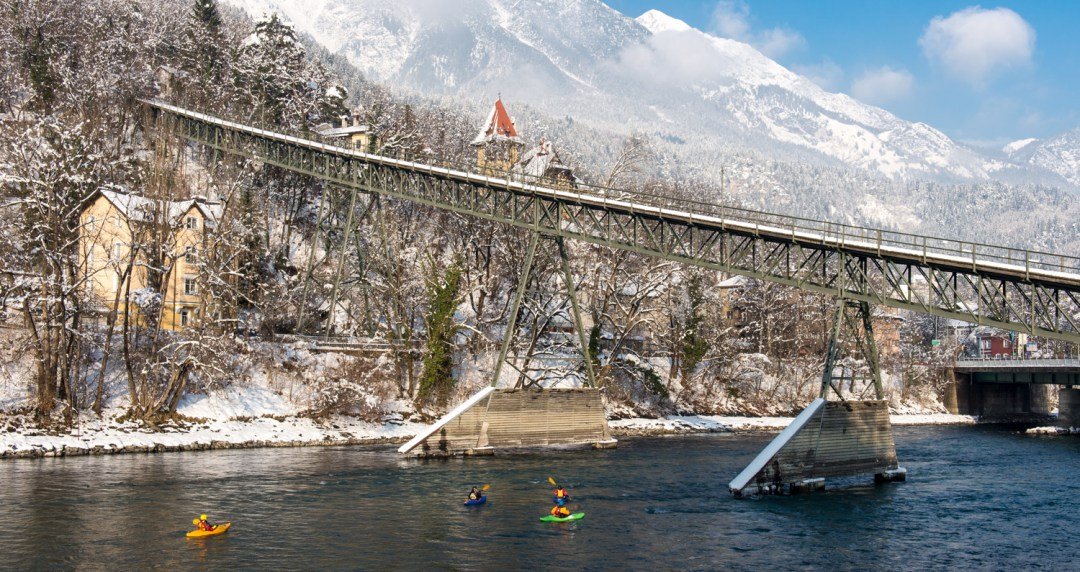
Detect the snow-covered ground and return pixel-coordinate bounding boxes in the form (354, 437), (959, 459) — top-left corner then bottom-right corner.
(1, 411), (422, 459)
(608, 412), (976, 436)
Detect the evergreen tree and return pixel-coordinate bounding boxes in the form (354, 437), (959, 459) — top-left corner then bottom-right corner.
(233, 13), (345, 128)
(678, 274), (709, 383)
(418, 259), (463, 407)
(181, 0), (227, 98)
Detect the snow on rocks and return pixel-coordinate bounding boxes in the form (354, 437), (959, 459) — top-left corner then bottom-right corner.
(1026, 425), (1080, 435)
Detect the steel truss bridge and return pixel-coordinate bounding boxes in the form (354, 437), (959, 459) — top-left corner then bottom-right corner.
(144, 99), (1080, 346)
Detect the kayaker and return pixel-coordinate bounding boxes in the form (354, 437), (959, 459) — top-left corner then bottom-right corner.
(468, 486), (483, 501)
(195, 514), (216, 531)
(553, 485), (570, 506)
(550, 504), (571, 518)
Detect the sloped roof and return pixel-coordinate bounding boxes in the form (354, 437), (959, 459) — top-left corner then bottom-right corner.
(512, 139), (574, 181)
(94, 188), (222, 226)
(317, 124), (372, 138)
(717, 275), (749, 289)
(471, 98), (520, 145)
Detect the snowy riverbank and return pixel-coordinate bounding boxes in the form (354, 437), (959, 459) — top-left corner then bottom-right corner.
(607, 412), (978, 436)
(0, 412), (425, 459)
(2, 409), (981, 459)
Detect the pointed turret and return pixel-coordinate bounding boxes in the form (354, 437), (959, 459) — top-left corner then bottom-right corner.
(472, 98), (523, 174)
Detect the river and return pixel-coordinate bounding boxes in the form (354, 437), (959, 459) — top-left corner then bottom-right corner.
(1, 425), (1077, 570)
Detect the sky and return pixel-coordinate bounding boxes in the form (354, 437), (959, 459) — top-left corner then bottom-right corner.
(605, 0), (1080, 147)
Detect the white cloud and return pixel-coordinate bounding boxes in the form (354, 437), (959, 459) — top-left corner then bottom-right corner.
(709, 1), (805, 59)
(851, 66), (915, 104)
(710, 0), (751, 39)
(793, 60), (844, 91)
(919, 7), (1035, 87)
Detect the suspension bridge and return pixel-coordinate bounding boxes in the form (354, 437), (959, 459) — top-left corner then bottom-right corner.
(144, 99), (1080, 494)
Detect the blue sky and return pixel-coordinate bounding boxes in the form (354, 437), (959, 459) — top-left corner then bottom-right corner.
(606, 1), (1080, 146)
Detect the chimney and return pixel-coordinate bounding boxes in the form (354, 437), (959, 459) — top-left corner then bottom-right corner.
(340, 115), (348, 129)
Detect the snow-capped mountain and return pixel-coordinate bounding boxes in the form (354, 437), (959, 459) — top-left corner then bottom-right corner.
(223, 0), (1054, 186)
(1004, 129), (1080, 187)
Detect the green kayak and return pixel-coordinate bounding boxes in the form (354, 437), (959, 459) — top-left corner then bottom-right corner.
(540, 512), (585, 522)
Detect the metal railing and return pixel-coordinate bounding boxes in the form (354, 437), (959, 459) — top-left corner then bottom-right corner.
(956, 357), (1080, 369)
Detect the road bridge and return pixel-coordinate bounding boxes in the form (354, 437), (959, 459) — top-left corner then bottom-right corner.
(949, 357), (1080, 425)
(143, 99), (1080, 490)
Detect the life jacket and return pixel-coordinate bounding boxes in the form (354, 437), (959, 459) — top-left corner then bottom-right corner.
(555, 488), (567, 499)
(199, 520), (213, 531)
(551, 505), (569, 517)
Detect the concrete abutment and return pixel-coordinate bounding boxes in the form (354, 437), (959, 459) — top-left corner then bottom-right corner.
(398, 387), (615, 457)
(1059, 388), (1080, 428)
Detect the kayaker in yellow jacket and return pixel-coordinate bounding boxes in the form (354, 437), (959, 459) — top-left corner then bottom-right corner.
(550, 504), (571, 518)
(468, 486), (483, 501)
(194, 514), (216, 531)
(553, 485), (570, 505)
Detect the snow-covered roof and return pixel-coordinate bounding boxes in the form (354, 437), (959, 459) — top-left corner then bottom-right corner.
(717, 275), (749, 289)
(512, 139), (573, 181)
(94, 188), (222, 226)
(471, 98), (520, 146)
(318, 124), (372, 138)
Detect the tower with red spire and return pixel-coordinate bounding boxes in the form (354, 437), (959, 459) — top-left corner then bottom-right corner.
(471, 97), (523, 175)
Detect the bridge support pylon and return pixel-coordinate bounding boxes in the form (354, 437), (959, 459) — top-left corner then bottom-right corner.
(490, 232), (597, 389)
(397, 231), (615, 457)
(730, 299), (904, 497)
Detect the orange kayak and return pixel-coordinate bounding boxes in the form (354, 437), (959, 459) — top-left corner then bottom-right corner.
(186, 522), (231, 538)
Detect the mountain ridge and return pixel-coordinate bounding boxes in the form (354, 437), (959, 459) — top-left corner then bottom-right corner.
(221, 0), (1075, 189)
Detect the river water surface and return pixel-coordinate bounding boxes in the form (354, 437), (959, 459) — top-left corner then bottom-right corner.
(1, 425), (1078, 570)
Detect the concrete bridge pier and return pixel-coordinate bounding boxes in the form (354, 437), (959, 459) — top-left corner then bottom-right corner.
(1059, 388), (1080, 428)
(950, 374), (1055, 420)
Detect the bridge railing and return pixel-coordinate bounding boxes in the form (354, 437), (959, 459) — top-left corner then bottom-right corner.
(146, 99), (1080, 278)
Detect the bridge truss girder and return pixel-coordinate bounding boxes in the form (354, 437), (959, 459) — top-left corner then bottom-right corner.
(151, 104), (1080, 344)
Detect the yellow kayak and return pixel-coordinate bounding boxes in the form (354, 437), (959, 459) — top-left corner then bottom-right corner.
(186, 522), (231, 538)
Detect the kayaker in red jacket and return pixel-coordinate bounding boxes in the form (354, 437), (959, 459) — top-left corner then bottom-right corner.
(553, 486), (570, 505)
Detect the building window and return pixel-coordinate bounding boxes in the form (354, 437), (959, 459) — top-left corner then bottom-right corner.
(184, 246), (197, 264)
(179, 308), (191, 327)
(112, 242), (123, 262)
(85, 251), (95, 293)
(185, 217), (198, 230)
(184, 277), (198, 295)
(86, 215), (97, 233)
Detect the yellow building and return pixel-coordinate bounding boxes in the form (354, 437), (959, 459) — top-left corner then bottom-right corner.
(80, 188), (223, 331)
